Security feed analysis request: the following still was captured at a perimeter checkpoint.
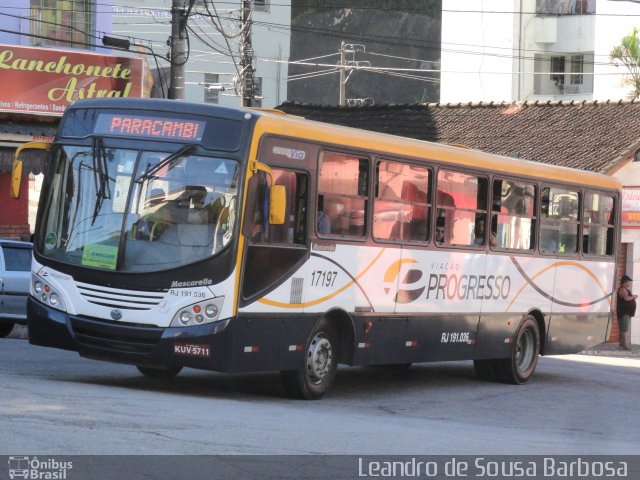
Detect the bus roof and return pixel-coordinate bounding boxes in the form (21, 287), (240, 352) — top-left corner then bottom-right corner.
(253, 108), (621, 192)
(67, 99), (620, 192)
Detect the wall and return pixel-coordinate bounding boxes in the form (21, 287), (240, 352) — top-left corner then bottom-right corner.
(0, 172), (29, 239)
(441, 0), (640, 103)
(615, 160), (640, 345)
(0, 0), (28, 45)
(111, 1), (290, 108)
(440, 0), (518, 103)
(593, 0), (640, 100)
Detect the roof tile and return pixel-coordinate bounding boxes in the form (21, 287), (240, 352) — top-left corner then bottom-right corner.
(277, 101), (640, 174)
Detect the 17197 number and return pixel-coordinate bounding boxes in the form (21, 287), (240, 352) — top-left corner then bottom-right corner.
(311, 270), (338, 287)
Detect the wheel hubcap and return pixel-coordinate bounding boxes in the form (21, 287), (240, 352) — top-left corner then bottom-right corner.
(306, 334), (332, 384)
(516, 328), (535, 372)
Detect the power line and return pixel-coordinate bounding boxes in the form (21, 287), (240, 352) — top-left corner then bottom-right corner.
(0, 7), (633, 81)
(2, 6), (621, 66)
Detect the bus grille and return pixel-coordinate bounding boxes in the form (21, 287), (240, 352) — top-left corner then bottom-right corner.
(290, 277), (303, 304)
(70, 317), (162, 354)
(76, 281), (167, 311)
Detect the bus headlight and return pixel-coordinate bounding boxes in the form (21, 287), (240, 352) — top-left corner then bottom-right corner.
(179, 311), (192, 325)
(31, 274), (67, 312)
(49, 293), (60, 307)
(171, 296), (224, 327)
(205, 304), (218, 318)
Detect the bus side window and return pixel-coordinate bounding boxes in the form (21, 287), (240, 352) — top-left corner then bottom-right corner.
(492, 179), (536, 251)
(540, 186), (579, 254)
(317, 152), (369, 238)
(373, 160), (430, 243)
(583, 192), (615, 256)
(437, 169), (488, 247)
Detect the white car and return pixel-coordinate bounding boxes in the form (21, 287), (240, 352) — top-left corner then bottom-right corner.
(0, 239), (32, 338)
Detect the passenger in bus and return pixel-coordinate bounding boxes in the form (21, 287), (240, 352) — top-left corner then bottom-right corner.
(316, 212), (331, 234)
(435, 217), (446, 243)
(135, 188), (174, 240)
(473, 217), (497, 247)
(187, 189), (209, 224)
(540, 228), (559, 252)
(316, 197), (331, 234)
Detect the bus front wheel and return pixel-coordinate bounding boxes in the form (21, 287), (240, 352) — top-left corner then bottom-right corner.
(136, 365), (183, 379)
(280, 318), (338, 400)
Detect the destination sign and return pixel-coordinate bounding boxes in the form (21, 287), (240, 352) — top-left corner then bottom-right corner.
(94, 113), (205, 141)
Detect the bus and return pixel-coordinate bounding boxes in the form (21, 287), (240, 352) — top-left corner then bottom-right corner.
(25, 98), (620, 399)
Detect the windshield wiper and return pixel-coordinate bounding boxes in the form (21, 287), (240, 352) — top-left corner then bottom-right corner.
(135, 144), (196, 184)
(92, 137), (112, 225)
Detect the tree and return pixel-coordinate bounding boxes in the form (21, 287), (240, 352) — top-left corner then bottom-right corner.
(611, 27), (640, 99)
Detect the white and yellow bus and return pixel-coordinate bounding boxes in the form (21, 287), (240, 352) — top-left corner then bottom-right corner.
(24, 98), (620, 399)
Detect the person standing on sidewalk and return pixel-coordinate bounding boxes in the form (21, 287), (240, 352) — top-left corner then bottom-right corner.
(616, 275), (637, 350)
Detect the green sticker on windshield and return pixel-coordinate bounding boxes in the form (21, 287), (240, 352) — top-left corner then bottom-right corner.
(82, 244), (118, 270)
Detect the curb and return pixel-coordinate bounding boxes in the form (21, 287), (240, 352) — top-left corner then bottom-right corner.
(580, 342), (640, 359)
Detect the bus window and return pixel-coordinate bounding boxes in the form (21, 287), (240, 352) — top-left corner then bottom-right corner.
(437, 169), (488, 247)
(317, 152), (368, 238)
(583, 193), (615, 256)
(373, 160), (430, 242)
(540, 187), (580, 254)
(492, 179), (536, 251)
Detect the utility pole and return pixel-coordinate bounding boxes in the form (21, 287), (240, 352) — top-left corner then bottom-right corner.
(339, 41), (346, 106)
(169, 0), (191, 100)
(338, 42), (368, 106)
(239, 0), (256, 107)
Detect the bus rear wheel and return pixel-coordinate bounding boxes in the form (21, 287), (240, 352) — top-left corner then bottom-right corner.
(497, 315), (540, 384)
(281, 318), (338, 400)
(474, 316), (540, 384)
(136, 365), (183, 379)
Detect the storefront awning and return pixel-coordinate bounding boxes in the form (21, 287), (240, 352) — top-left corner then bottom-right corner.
(0, 119), (58, 174)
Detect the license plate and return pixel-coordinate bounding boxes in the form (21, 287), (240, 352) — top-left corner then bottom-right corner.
(174, 343), (211, 358)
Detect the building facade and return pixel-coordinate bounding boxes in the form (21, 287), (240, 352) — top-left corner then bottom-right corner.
(441, 0), (640, 103)
(111, 1), (290, 107)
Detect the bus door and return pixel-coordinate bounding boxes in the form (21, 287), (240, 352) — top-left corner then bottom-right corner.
(546, 189), (615, 353)
(239, 138), (317, 312)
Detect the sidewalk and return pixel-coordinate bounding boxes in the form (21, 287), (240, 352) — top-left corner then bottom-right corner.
(580, 342), (640, 359)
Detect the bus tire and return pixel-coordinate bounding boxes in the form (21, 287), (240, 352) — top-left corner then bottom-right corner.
(0, 322), (14, 338)
(495, 315), (540, 384)
(136, 365), (183, 379)
(280, 318), (338, 400)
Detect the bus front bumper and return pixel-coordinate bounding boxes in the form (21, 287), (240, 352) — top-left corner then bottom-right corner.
(27, 297), (236, 371)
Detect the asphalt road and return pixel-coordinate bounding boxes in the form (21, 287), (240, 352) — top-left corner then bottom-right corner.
(1, 338), (639, 455)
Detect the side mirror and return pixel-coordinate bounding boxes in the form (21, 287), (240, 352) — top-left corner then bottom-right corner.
(10, 141), (52, 199)
(269, 185), (286, 225)
(10, 159), (23, 199)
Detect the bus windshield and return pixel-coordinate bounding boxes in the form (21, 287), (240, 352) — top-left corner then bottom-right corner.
(39, 143), (240, 272)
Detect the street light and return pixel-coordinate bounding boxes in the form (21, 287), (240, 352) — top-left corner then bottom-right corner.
(102, 35), (131, 51)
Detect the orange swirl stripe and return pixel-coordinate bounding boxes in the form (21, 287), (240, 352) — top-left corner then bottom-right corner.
(506, 260), (612, 312)
(258, 248), (387, 309)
